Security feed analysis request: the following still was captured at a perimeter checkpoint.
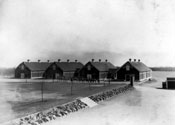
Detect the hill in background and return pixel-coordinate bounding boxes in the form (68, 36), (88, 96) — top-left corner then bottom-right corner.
(150, 67), (175, 71)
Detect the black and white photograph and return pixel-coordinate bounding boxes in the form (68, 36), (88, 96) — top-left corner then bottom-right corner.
(0, 0), (175, 125)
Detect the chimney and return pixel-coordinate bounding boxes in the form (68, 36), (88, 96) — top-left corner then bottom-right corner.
(38, 60), (40, 63)
(138, 59), (140, 62)
(27, 59), (30, 62)
(67, 59), (70, 62)
(58, 59), (61, 62)
(129, 58), (132, 62)
(92, 59), (94, 62)
(75, 60), (78, 62)
(99, 59), (101, 62)
(105, 59), (108, 62)
(47, 60), (50, 63)
(134, 59), (136, 62)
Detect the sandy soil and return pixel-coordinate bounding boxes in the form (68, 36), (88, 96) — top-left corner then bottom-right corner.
(44, 86), (175, 125)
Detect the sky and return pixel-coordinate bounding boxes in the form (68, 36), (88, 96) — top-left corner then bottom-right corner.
(0, 0), (175, 67)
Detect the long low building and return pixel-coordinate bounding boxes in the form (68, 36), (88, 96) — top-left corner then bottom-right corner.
(15, 58), (151, 81)
(117, 59), (152, 81)
(15, 60), (51, 79)
(79, 59), (116, 81)
(45, 59), (84, 79)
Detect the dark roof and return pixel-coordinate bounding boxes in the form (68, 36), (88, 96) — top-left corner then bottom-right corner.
(128, 61), (151, 72)
(24, 62), (51, 71)
(55, 62), (84, 72)
(90, 62), (115, 72)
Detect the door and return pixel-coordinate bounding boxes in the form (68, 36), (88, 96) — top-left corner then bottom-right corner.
(21, 73), (25, 79)
(55, 73), (59, 79)
(87, 74), (92, 80)
(125, 74), (135, 81)
(125, 74), (130, 81)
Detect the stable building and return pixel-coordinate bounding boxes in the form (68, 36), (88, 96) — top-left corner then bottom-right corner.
(79, 59), (116, 80)
(45, 59), (84, 79)
(117, 59), (152, 81)
(15, 60), (51, 79)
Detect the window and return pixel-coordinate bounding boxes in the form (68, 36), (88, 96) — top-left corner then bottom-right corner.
(126, 65), (130, 71)
(53, 65), (56, 70)
(140, 72), (147, 80)
(21, 65), (24, 70)
(31, 71), (44, 78)
(87, 74), (92, 79)
(99, 72), (107, 79)
(63, 72), (74, 79)
(143, 72), (146, 79)
(87, 65), (91, 71)
(146, 71), (151, 78)
(146, 72), (150, 78)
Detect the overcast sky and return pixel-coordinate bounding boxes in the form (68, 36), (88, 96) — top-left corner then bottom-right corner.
(0, 0), (175, 67)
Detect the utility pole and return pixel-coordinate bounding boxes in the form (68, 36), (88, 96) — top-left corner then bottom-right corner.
(130, 76), (134, 87)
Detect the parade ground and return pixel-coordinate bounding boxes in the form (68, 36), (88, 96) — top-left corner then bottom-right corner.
(0, 79), (126, 123)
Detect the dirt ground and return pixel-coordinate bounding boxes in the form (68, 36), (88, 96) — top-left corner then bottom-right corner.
(1, 71), (175, 124)
(0, 79), (126, 124)
(44, 86), (175, 125)
(43, 71), (175, 125)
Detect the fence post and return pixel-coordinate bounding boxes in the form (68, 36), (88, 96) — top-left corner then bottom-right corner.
(41, 80), (44, 102)
(71, 78), (73, 95)
(108, 78), (110, 86)
(89, 79), (91, 90)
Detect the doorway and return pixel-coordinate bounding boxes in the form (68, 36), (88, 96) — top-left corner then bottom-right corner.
(125, 74), (134, 81)
(20, 73), (25, 79)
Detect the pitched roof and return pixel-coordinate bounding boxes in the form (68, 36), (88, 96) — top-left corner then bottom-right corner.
(24, 62), (51, 71)
(90, 62), (115, 72)
(128, 61), (151, 72)
(55, 62), (84, 72)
